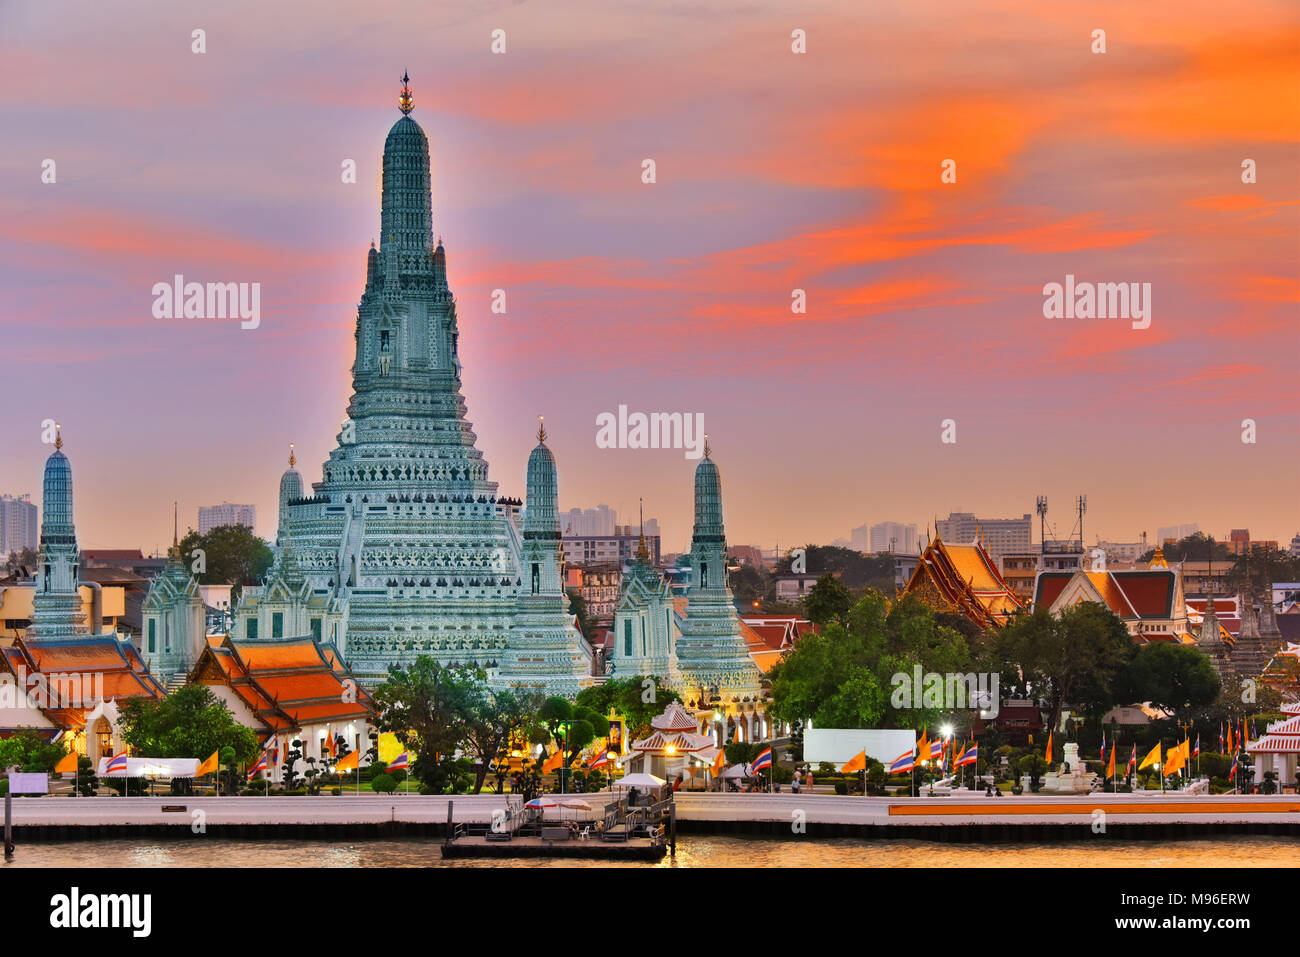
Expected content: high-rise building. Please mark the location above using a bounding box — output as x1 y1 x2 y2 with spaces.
849 523 871 552
1157 523 1200 545
1229 529 1251 555
0 493 38 557
562 505 616 536
936 511 1032 559
198 503 257 535
869 521 918 555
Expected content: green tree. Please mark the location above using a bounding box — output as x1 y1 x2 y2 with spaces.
1115 643 1221 717
371 656 478 794
117 684 259 791
803 573 854 627
179 523 274 591
769 591 970 730
996 603 1134 736
574 676 682 737
459 681 544 794
0 728 69 772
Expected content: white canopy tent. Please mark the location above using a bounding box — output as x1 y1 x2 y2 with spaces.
95 757 201 778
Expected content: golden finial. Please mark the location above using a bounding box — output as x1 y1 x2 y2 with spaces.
537 415 547 444
637 498 648 561
398 70 413 115
289 443 296 468
703 433 711 459
54 423 62 451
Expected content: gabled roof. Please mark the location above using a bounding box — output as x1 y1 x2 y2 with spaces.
1036 569 1180 621
905 537 1023 628
189 634 374 735
0 634 165 730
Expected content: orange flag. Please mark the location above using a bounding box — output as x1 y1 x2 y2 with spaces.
840 750 867 774
55 751 78 774
711 748 726 776
196 750 219 777
916 729 929 763
542 749 563 774
335 750 359 772
1227 723 1234 753
1045 732 1053 765
1106 743 1116 779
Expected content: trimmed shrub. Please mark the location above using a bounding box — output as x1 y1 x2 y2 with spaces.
370 773 398 794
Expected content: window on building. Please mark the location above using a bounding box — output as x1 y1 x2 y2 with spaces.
164 618 171 653
701 562 708 589
147 619 156 654
272 612 284 638
247 618 258 640
623 619 632 657
310 618 322 641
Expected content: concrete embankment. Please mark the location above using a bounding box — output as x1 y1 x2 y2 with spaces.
8 792 1300 842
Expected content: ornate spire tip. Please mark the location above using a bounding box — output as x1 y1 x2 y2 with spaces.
398 70 413 115
537 415 546 444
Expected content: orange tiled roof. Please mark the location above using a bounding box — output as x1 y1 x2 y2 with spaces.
190 635 374 735
904 537 1023 628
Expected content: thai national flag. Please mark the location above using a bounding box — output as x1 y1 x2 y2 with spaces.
751 747 772 772
388 751 410 772
246 751 269 781
959 743 979 767
1192 736 1200 759
1228 752 1239 784
105 751 129 776
888 750 915 774
586 748 608 769
929 738 944 761
1126 744 1137 774
1219 725 1226 753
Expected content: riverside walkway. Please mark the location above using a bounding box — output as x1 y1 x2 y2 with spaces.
7 791 1300 839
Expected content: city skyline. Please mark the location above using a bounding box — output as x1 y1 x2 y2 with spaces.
2 0 1296 553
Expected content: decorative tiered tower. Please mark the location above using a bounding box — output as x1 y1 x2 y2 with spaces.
232 78 590 690
29 427 87 638
277 444 302 546
498 419 593 694
672 440 761 703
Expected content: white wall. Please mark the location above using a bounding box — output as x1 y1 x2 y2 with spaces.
804 728 917 766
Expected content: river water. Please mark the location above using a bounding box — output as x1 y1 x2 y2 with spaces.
3 835 1297 867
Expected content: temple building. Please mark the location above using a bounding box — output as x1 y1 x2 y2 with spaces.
903 535 1024 628
1 430 164 760
1033 561 1193 643
188 634 374 784
609 502 677 681
219 76 591 693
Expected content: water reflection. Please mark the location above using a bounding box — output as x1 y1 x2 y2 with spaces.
4 835 1298 868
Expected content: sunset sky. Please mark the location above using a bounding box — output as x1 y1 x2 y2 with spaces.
1 0 1297 555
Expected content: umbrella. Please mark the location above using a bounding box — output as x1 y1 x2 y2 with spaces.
720 764 750 779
